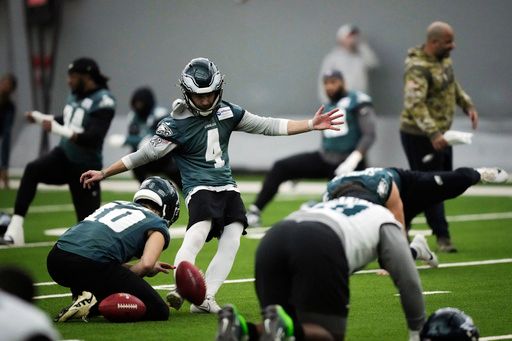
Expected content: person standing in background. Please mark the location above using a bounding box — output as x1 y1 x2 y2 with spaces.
318 24 379 102
0 73 17 189
400 21 478 252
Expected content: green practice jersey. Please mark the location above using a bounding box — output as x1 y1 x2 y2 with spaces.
59 88 116 168
155 101 245 198
322 90 372 154
57 201 169 263
325 167 401 205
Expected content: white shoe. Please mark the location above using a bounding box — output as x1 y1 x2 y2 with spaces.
54 291 97 322
2 215 25 246
246 205 261 228
410 235 439 268
166 289 184 311
190 295 221 314
476 168 509 183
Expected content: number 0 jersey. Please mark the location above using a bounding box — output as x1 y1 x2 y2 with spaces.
322 90 372 155
57 201 169 263
59 88 116 168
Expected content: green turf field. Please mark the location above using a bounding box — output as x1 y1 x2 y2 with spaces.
1 185 511 340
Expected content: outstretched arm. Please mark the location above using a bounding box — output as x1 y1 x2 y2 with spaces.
235 105 342 136
81 135 177 189
286 105 342 135
80 159 128 189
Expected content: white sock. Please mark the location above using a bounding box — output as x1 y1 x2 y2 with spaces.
173 220 211 278
205 222 244 297
5 215 25 245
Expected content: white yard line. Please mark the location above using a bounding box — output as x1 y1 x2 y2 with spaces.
1 207 511 249
32 257 512 298
481 336 512 341
6 179 512 196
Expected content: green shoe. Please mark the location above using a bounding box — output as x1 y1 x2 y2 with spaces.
261 305 295 341
216 304 249 341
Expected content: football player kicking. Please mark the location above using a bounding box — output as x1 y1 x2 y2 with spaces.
324 166 509 254
80 57 343 314
216 187 426 341
47 176 180 322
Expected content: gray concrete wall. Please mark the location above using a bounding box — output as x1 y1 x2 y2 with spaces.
4 0 512 172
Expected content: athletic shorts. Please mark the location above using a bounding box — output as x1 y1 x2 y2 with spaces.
187 190 248 241
255 220 349 339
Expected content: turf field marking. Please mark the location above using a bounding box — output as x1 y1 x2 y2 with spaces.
32 258 512 299
394 291 451 297
412 211 512 224
34 293 71 300
481 335 512 341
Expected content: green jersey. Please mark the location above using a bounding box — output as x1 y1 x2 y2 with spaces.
325 167 401 205
155 101 245 198
322 90 372 154
125 106 168 152
59 88 116 168
57 201 169 263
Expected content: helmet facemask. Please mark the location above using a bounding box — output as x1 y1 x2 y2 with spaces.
179 57 224 117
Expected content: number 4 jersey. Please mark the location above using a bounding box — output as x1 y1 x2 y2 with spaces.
154 101 245 200
56 201 170 264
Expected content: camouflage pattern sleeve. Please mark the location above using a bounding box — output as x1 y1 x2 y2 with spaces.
454 81 474 112
403 67 440 138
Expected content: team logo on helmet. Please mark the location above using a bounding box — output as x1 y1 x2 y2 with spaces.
179 57 224 117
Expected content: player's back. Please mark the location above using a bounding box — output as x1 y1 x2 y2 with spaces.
287 196 400 273
57 201 169 264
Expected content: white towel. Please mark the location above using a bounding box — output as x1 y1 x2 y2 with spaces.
443 130 473 145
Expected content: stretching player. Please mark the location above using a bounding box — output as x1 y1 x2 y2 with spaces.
80 57 343 313
246 70 376 227
324 167 508 255
216 188 426 341
1 58 115 245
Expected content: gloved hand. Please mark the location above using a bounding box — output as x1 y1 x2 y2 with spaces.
335 150 363 176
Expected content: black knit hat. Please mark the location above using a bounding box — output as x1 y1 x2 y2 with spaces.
68 57 109 85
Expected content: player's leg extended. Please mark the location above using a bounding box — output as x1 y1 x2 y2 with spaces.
3 148 68 245
205 221 244 297
249 152 333 226
253 152 332 211
174 220 211 267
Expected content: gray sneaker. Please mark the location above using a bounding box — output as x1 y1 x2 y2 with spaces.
476 168 509 183
54 291 97 322
216 304 249 341
261 305 295 341
437 237 457 253
166 289 184 311
246 205 261 228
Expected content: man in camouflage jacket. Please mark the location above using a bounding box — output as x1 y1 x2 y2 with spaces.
399 21 478 252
